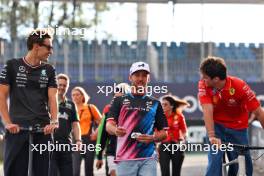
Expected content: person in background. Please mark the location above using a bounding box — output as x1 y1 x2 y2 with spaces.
71 86 102 176
96 83 130 176
50 73 82 176
0 119 5 141
159 95 189 176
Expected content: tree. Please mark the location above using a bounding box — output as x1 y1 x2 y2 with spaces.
0 1 111 40
0 0 37 41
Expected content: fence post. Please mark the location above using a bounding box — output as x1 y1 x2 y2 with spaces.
63 40 69 75
162 42 168 82
79 41 84 82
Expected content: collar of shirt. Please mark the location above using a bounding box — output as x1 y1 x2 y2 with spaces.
213 76 232 94
222 76 232 91
59 97 68 105
79 104 89 111
166 112 176 120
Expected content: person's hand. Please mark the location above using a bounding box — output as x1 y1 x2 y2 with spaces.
136 134 154 144
76 140 82 151
209 136 221 147
114 126 126 137
43 123 59 135
5 123 20 134
90 132 97 141
96 160 103 170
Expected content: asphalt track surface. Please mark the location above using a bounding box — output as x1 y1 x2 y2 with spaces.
0 152 263 176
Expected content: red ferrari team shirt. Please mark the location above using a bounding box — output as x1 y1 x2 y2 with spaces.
198 76 260 129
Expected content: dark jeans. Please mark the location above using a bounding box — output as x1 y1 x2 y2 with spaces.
50 150 73 176
159 142 185 176
205 123 252 176
72 135 96 176
4 131 52 176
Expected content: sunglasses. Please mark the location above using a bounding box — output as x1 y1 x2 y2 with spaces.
39 43 53 51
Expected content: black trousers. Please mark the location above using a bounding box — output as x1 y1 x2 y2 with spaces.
50 150 73 176
105 156 110 176
159 143 185 176
4 131 52 176
72 135 95 176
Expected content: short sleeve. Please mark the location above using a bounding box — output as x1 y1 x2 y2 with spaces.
0 60 13 85
154 101 168 130
107 96 121 123
198 80 212 104
48 65 57 88
96 115 108 160
178 112 187 133
240 82 260 112
90 104 102 121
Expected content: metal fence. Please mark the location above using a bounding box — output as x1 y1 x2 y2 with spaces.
1 39 264 83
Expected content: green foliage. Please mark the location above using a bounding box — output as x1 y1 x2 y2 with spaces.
0 0 111 40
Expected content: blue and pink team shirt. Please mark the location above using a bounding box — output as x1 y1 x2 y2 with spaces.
107 93 168 161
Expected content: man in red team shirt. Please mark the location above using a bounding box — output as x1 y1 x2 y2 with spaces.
198 56 264 176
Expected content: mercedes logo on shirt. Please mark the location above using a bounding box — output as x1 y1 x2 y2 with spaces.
19 66 26 73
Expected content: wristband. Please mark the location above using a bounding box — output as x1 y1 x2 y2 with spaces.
208 130 215 138
152 134 158 142
76 139 82 143
50 119 59 125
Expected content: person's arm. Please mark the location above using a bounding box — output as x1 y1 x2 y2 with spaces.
154 130 167 141
43 87 58 134
0 85 20 133
72 121 82 150
252 106 264 128
0 85 11 125
137 101 167 144
201 104 215 137
106 120 126 137
105 96 126 137
95 114 108 170
90 104 102 125
136 130 167 144
96 115 107 160
49 87 58 123
179 113 187 140
0 60 20 133
201 104 221 145
72 121 81 141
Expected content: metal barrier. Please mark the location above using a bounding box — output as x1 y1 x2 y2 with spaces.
250 121 264 173
1 39 264 83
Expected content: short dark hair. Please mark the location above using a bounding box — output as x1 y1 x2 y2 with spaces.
27 29 52 50
200 56 227 80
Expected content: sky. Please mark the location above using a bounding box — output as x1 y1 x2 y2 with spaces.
99 3 264 44
1 2 264 44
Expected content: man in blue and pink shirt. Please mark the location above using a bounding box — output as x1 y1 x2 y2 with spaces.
106 61 168 176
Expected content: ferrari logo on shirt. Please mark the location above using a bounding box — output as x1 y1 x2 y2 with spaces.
229 88 235 95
